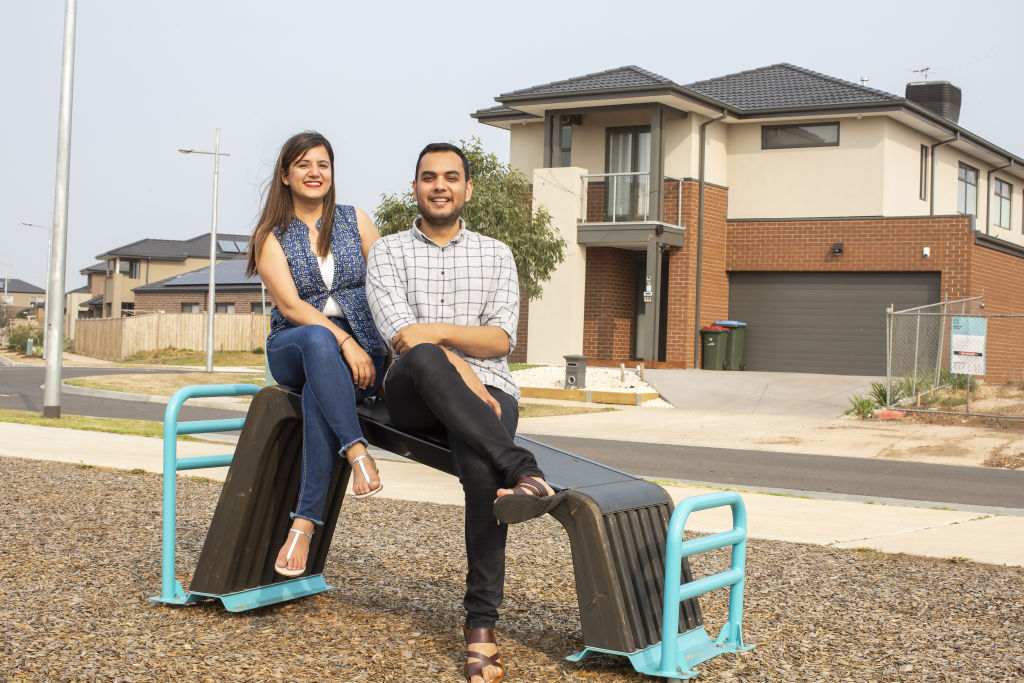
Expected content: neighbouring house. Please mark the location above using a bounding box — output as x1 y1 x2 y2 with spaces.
132 256 269 315
80 232 250 318
1 278 45 320
472 64 1024 379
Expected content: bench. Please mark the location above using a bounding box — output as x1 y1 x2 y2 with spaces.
153 384 751 679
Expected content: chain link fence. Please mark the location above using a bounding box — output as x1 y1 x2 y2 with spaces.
886 295 1024 419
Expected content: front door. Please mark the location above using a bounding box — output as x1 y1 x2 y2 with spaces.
606 126 651 222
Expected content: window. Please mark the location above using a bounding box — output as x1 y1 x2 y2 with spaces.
762 122 839 149
181 302 200 313
251 301 272 315
605 126 651 221
550 114 580 167
127 260 140 279
215 302 236 314
957 162 978 216
919 145 929 200
994 178 1012 229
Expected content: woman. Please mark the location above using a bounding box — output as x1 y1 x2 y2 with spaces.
245 131 387 577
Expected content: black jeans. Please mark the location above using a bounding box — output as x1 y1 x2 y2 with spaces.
383 343 543 629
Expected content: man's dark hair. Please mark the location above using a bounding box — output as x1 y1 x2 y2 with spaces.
415 142 471 180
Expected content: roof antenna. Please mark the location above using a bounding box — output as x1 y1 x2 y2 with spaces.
911 67 931 80
859 76 869 86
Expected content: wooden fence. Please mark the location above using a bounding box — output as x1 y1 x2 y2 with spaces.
74 312 271 361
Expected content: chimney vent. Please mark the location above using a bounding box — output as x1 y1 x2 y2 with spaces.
905 81 961 123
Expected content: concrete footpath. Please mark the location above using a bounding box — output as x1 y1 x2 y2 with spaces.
2 419 1022 568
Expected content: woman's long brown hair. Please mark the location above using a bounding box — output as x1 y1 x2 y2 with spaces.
246 131 336 276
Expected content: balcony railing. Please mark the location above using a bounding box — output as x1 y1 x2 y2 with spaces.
580 172 683 226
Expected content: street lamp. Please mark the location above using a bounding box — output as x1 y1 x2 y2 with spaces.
21 220 52 358
178 129 230 373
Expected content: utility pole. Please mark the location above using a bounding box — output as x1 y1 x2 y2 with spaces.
43 0 78 418
179 130 230 372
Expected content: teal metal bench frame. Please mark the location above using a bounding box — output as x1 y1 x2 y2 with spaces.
149 383 332 612
568 490 754 679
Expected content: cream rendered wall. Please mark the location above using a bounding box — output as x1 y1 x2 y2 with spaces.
509 122 544 175
727 117 885 219
881 118 932 216
703 118 728 186
663 113 697 179
527 167 586 364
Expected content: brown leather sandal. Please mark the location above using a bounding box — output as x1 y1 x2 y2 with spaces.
464 627 503 683
493 475 567 524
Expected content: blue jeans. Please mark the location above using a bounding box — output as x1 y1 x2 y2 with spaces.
267 320 386 525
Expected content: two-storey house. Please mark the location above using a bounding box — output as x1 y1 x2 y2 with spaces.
473 64 1024 378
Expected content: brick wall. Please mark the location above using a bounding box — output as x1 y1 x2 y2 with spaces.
134 290 268 315
726 215 973 299
583 247 641 359
969 241 1024 383
509 295 529 364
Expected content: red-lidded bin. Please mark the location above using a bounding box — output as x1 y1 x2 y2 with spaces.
700 326 729 370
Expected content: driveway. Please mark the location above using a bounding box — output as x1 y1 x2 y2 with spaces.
644 368 879 417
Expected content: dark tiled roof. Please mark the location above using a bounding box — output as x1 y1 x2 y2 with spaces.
4 278 45 294
471 105 540 119
133 257 260 292
96 233 250 261
68 285 90 294
500 65 673 99
81 295 103 307
684 63 900 111
81 261 129 274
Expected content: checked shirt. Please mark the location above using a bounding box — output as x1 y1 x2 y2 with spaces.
365 219 521 400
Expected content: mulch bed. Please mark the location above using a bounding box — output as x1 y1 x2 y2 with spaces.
2 456 1022 681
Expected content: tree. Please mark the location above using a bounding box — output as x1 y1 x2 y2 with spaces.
374 138 566 300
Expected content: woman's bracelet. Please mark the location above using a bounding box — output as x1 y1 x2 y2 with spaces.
340 335 355 350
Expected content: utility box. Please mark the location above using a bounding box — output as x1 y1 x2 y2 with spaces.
564 354 589 389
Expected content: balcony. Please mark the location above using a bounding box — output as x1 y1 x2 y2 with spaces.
577 172 686 248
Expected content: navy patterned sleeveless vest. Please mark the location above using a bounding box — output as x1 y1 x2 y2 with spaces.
267 204 386 356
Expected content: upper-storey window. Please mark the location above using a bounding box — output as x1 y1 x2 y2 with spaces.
993 178 1012 229
957 162 978 216
127 260 141 279
550 114 580 167
919 145 929 201
762 122 839 149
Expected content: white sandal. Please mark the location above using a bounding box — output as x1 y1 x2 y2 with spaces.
350 454 383 499
274 527 313 577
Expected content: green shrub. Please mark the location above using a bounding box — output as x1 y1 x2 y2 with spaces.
847 394 875 419
7 325 39 352
869 381 903 408
252 346 265 355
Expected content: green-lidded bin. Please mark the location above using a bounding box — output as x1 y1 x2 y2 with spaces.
715 320 748 371
700 326 728 370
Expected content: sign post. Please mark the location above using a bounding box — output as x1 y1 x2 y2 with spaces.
950 316 986 414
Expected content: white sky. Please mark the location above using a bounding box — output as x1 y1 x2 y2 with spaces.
2 0 1022 289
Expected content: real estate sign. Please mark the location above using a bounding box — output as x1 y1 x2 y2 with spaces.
950 316 986 376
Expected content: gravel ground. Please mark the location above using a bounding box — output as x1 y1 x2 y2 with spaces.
2 456 1023 681
513 366 673 408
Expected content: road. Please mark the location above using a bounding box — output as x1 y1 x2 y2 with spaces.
522 434 1024 511
0 366 247 423
2 365 1021 510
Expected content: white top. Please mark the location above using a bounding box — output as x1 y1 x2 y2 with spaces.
318 252 345 318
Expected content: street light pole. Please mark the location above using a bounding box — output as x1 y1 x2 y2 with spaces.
43 0 78 419
179 129 230 373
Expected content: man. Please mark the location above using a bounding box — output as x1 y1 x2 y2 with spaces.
365 142 564 683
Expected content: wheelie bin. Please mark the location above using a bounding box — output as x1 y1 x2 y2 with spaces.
700 326 728 370
714 320 748 370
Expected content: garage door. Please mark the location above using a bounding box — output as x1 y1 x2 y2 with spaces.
727 272 941 375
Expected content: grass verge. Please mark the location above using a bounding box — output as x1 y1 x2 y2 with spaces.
121 348 266 367
65 372 265 397
518 403 615 418
0 409 200 440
